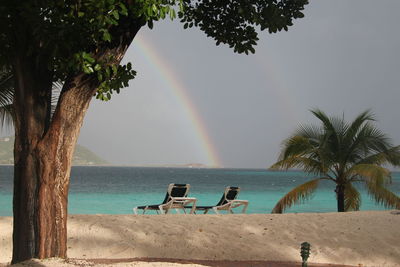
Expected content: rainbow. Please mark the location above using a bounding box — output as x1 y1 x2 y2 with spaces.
132 34 222 167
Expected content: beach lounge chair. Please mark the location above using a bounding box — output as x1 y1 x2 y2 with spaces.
192 186 249 214
133 183 197 214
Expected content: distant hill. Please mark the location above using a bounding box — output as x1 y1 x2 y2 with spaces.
0 137 108 165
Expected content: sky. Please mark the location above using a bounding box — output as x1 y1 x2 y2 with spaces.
77 0 400 168
5 1 400 168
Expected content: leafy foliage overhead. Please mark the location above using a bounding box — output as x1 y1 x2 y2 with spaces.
181 0 308 54
0 0 308 101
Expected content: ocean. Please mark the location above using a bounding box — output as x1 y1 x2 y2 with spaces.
0 166 399 216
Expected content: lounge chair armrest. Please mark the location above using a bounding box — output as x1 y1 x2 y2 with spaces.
159 197 197 214
213 199 249 214
230 200 249 213
170 197 196 204
230 199 249 205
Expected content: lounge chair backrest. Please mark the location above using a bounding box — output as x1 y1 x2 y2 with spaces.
161 183 190 204
216 186 240 206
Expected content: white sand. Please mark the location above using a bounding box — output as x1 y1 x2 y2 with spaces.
1 210 400 267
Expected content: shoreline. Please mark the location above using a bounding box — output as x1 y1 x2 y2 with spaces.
1 211 400 266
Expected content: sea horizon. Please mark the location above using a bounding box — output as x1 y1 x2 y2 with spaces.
1 165 399 216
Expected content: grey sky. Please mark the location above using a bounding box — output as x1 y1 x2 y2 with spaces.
18 1 400 168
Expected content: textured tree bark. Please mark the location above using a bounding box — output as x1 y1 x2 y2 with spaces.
335 184 345 212
12 72 97 263
12 55 52 263
11 19 141 263
35 77 97 258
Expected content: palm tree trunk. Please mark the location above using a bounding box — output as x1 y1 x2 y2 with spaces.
335 184 345 212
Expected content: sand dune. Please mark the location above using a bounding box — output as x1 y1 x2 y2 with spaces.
1 210 399 266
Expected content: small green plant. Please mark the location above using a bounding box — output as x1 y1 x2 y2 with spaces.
300 242 311 267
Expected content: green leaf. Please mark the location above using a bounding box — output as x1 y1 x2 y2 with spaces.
94 64 101 71
179 1 184 12
152 4 158 14
147 20 153 29
82 52 95 63
169 9 176 20
102 30 111 42
112 64 118 74
112 10 119 20
160 8 165 19
119 3 128 16
105 67 111 78
82 65 92 74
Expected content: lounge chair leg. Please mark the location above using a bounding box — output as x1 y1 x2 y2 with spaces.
212 207 220 214
242 205 248 213
159 205 165 214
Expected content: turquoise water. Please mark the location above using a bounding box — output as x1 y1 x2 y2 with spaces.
0 166 399 215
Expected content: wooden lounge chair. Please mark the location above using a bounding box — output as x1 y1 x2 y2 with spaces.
133 183 196 214
192 186 249 214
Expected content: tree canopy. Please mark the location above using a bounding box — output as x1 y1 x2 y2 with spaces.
1 0 308 101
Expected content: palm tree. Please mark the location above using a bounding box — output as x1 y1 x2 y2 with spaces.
0 66 14 128
0 67 60 129
271 109 400 213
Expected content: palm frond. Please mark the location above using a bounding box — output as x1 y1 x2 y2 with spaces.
310 108 340 146
0 67 13 107
0 67 14 128
365 180 400 209
310 109 334 131
310 108 349 165
0 70 61 129
281 135 316 160
0 104 14 128
344 183 361 211
343 110 374 146
271 156 327 175
354 122 392 156
358 146 400 166
295 124 323 142
51 81 62 116
348 164 391 185
271 178 322 213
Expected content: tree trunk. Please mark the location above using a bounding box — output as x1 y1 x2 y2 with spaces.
335 184 345 212
35 78 97 258
11 17 141 263
12 70 98 263
12 56 52 263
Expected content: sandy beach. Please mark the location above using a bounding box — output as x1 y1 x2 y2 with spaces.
1 210 399 267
